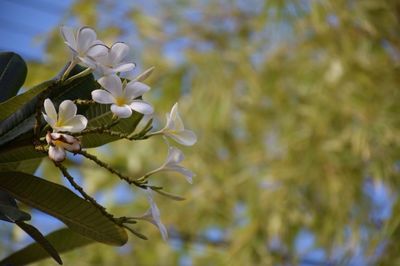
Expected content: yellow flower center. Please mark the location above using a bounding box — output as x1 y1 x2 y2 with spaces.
55 121 63 127
53 140 66 148
115 97 127 106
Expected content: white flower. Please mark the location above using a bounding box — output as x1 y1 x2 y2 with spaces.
135 189 168 241
159 146 194 184
95 42 135 76
60 26 107 69
43 99 88 133
160 103 197 146
92 74 153 118
46 132 81 162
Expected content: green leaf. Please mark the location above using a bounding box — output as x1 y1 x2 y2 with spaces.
0 228 94 266
0 171 128 246
0 66 96 147
0 79 54 122
0 52 28 103
0 139 44 164
81 103 143 148
0 203 31 223
15 221 62 265
0 190 31 223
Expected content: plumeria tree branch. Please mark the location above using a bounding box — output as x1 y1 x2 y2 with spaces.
76 150 147 188
53 161 116 221
25 25 198 247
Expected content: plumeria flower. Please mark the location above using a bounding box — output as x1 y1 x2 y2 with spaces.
95 42 135 76
46 132 81 162
92 74 153 118
133 189 168 241
139 144 194 183
60 26 107 69
153 103 197 146
158 146 194 184
43 99 88 133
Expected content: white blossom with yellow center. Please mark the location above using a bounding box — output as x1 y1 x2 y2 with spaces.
92 74 153 118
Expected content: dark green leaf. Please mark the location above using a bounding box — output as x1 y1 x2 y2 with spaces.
15 221 62 265
0 65 96 147
0 79 54 123
0 204 31 223
0 190 31 223
0 139 44 164
0 228 94 266
0 52 28 103
0 171 128 246
82 103 143 148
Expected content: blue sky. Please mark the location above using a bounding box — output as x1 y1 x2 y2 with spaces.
0 0 73 61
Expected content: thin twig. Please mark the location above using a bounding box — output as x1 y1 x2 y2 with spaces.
76 150 147 188
71 119 120 137
53 161 116 221
73 99 96 105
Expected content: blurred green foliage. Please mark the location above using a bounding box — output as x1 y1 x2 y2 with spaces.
10 0 400 265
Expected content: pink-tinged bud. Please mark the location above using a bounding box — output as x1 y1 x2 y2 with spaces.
46 132 81 162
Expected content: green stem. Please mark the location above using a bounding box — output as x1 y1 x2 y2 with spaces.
63 67 93 85
61 60 77 82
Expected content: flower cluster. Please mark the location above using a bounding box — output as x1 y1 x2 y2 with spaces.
43 99 87 162
39 26 198 240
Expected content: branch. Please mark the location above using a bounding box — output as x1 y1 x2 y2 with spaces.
76 150 147 189
53 161 115 221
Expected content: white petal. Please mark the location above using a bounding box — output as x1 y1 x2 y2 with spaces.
60 26 77 50
50 132 62 139
44 99 58 123
58 100 77 123
76 27 97 54
61 134 74 142
169 103 184 130
96 65 113 76
166 130 197 146
61 115 88 133
164 165 194 184
165 146 184 165
86 44 108 58
63 139 81 152
98 75 123 97
125 81 150 100
48 146 66 162
92 90 116 104
43 113 56 129
111 104 132 118
129 100 153 115
109 42 130 64
78 56 97 69
165 113 173 130
111 63 135 73
145 189 168 240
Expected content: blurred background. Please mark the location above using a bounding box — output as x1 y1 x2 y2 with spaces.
1 0 400 265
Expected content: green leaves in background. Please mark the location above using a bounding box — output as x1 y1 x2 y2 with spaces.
0 228 94 266
0 171 128 246
0 52 27 103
